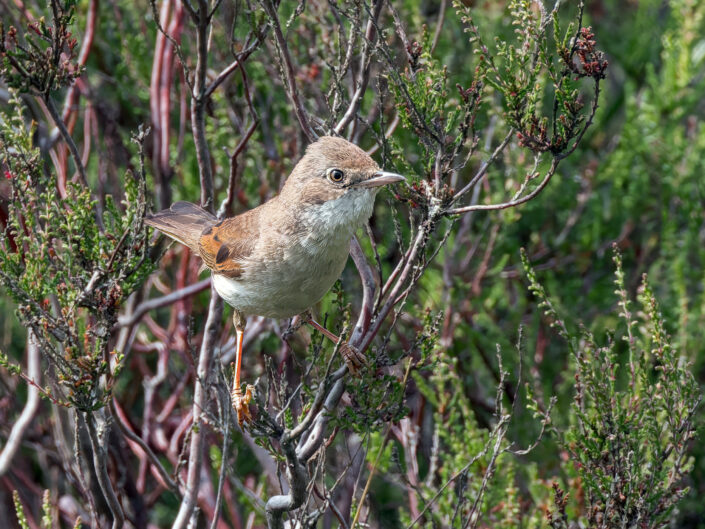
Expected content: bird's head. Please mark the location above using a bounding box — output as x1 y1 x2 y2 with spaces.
280 136 405 208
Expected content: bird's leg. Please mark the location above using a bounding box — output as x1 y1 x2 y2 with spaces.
304 313 367 376
231 310 254 426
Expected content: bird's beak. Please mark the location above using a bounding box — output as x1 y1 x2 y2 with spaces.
354 171 406 188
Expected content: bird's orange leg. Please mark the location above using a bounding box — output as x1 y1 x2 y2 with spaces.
231 311 254 425
305 317 367 376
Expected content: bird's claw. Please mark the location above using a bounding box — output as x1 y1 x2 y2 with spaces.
232 384 255 426
339 342 366 376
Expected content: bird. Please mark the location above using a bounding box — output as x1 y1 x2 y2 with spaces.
145 136 405 424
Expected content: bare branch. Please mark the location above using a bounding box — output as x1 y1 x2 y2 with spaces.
209 393 231 529
295 366 347 462
172 288 223 529
350 236 377 341
265 440 308 529
451 129 514 203
0 332 41 475
84 413 125 529
430 0 447 54
44 95 89 188
218 60 260 218
446 158 559 215
109 398 180 494
287 340 345 441
204 38 261 99
360 224 429 352
189 0 216 210
261 0 317 142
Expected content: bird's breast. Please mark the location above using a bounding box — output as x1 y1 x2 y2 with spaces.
213 190 376 319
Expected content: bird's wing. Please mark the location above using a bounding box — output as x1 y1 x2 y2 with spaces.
145 201 216 253
198 210 259 279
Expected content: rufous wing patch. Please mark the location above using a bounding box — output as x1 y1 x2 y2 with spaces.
197 213 258 279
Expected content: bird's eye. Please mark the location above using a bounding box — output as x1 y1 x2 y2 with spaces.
327 168 345 183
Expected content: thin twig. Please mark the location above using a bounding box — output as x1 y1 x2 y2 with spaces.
209 393 231 529
116 278 211 328
430 0 447 54
218 60 260 218
404 419 506 529
44 95 89 188
350 236 377 341
51 0 97 148
109 398 180 494
333 0 384 135
189 0 216 210
451 129 514 203
287 338 346 441
360 224 429 352
446 158 559 215
203 38 260 99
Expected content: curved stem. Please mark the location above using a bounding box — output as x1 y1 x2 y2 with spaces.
44 94 89 188
446 158 559 215
84 412 125 529
0 332 41 475
265 441 308 529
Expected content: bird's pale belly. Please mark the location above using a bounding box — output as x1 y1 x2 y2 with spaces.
213 188 376 319
212 239 350 319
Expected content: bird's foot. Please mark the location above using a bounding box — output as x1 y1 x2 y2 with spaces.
231 383 255 426
298 312 367 375
339 342 367 377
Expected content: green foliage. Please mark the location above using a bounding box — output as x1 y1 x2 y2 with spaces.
524 248 701 528
12 490 29 529
455 0 605 156
0 0 81 95
433 1 705 523
0 92 153 410
409 349 499 527
12 490 70 529
395 330 552 529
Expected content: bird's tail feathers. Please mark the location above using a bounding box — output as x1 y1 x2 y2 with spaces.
145 201 216 252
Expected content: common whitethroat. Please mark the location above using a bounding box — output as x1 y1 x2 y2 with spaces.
146 136 405 424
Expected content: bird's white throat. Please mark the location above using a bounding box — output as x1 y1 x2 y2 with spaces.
300 188 377 238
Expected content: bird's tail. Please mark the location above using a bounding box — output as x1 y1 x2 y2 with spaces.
145 201 216 253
